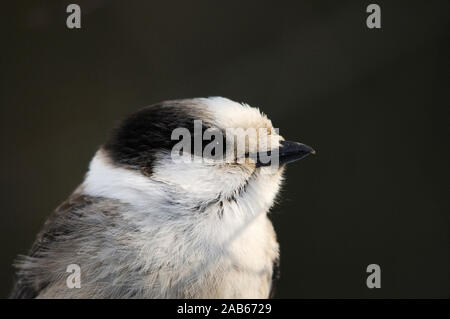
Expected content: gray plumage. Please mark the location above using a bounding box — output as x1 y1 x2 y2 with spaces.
11 190 277 298
11 97 313 298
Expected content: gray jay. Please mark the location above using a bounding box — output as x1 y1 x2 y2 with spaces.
11 97 314 298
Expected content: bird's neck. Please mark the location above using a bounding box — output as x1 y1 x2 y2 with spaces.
82 150 283 223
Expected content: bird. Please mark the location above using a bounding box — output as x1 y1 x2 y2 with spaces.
10 97 315 299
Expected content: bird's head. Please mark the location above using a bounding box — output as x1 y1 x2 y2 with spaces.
84 97 314 213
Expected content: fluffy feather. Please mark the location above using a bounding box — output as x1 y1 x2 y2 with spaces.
11 97 283 298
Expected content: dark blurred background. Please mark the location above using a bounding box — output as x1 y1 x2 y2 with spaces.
1 0 449 298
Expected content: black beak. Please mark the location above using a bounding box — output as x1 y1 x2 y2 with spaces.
254 140 315 167
278 140 315 165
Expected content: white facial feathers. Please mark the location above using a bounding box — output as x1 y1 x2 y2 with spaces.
83 97 285 218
